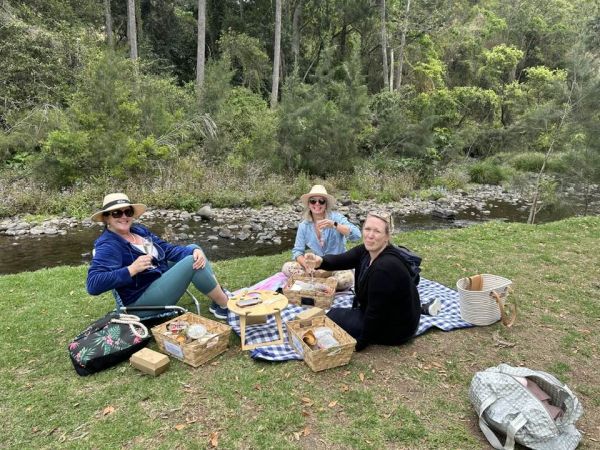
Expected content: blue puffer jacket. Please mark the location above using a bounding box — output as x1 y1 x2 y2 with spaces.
86 224 194 305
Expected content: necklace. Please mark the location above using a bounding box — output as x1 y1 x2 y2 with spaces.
128 232 138 244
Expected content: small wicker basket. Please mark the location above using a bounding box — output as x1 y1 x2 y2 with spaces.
456 274 514 326
151 312 231 367
287 315 356 372
283 275 337 309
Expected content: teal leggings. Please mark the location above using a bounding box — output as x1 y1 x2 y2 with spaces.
133 246 218 307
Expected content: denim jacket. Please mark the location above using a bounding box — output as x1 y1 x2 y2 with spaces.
86 224 194 305
291 211 361 260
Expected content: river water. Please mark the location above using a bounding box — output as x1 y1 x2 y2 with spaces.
0 197 595 275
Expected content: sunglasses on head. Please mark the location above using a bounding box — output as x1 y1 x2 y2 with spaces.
309 198 326 205
103 207 134 219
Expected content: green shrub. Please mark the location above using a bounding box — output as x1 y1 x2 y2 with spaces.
32 52 197 187
347 159 418 202
509 151 569 174
432 166 470 191
207 87 279 168
278 50 370 176
509 152 546 171
468 160 506 184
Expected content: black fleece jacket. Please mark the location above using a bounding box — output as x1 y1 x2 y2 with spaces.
320 244 421 350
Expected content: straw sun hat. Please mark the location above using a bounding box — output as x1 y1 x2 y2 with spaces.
300 185 336 208
91 193 146 222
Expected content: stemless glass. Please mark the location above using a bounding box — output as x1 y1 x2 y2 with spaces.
304 252 316 284
142 237 156 269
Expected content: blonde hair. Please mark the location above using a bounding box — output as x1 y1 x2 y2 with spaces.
301 197 333 222
366 211 394 235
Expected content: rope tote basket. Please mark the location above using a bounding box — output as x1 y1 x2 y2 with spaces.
456 274 516 327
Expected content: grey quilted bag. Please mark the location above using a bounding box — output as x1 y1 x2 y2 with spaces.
469 364 583 450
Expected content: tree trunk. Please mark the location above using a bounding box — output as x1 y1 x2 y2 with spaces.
389 48 394 91
395 0 411 90
380 0 389 90
127 0 138 61
292 0 304 70
528 77 576 224
196 0 206 98
271 0 282 109
103 0 113 48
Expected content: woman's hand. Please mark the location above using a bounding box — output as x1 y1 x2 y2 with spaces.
304 253 323 271
128 254 154 276
316 219 335 231
192 248 206 270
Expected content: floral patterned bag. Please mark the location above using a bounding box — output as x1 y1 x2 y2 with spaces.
68 312 150 376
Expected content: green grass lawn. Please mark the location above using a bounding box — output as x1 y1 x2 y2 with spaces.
1 217 599 449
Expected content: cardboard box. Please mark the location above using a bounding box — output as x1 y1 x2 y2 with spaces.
296 307 325 320
130 348 170 376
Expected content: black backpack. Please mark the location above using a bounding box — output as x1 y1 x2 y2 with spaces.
392 245 422 286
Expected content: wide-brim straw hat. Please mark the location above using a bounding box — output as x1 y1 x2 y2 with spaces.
91 193 146 222
300 185 336 208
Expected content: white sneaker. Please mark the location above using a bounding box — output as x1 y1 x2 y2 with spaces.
427 297 442 316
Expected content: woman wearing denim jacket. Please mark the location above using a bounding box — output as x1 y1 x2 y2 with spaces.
86 193 229 319
282 185 361 290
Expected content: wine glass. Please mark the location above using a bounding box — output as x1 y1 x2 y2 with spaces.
305 252 316 284
142 237 156 269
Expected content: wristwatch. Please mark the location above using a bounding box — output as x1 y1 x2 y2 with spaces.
333 221 338 228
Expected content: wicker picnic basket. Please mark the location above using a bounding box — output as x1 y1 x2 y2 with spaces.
283 275 337 309
151 312 231 367
287 315 356 372
456 274 515 326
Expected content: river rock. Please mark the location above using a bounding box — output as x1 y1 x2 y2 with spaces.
431 207 456 221
237 231 251 241
218 228 233 239
197 205 213 220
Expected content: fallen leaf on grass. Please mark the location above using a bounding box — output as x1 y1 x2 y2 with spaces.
358 373 365 382
301 397 313 406
209 431 219 447
303 426 311 436
328 401 337 408
174 424 186 431
102 406 115 416
340 384 349 392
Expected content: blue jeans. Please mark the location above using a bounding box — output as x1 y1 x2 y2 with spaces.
132 245 218 307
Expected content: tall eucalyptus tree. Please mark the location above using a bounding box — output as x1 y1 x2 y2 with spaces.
103 0 113 48
127 0 138 61
271 0 282 108
196 0 206 96
380 0 389 90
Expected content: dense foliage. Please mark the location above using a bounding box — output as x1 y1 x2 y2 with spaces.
1 0 599 212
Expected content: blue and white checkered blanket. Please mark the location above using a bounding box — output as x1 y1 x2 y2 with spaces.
226 273 473 361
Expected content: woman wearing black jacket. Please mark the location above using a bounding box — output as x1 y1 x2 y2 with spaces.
306 212 421 351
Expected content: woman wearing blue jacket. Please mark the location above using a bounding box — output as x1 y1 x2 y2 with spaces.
86 193 229 319
282 185 361 290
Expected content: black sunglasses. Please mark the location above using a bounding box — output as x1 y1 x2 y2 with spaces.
309 198 326 205
104 207 135 219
